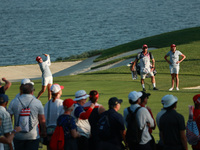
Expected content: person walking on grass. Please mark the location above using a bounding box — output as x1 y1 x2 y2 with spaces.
36 54 53 100
164 44 186 91
131 44 158 91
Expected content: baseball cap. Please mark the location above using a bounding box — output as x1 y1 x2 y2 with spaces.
0 94 9 104
36 56 42 62
128 91 143 102
162 95 178 108
193 94 200 104
63 98 75 108
74 90 89 101
142 44 148 49
21 78 34 85
171 44 176 48
50 84 64 94
108 97 123 107
140 91 151 100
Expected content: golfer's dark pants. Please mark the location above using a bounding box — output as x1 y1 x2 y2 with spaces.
14 138 40 150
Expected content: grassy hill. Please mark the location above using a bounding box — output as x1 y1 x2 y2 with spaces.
6 27 200 150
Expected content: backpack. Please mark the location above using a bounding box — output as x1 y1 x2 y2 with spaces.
17 98 34 133
97 111 111 140
49 125 65 150
126 107 144 144
186 105 200 145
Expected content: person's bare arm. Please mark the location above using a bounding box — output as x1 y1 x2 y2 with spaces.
180 130 188 150
2 78 11 91
120 130 128 148
164 55 171 64
38 114 46 137
71 129 80 138
177 54 186 64
131 58 138 71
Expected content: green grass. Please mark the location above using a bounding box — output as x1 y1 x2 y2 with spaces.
6 27 200 150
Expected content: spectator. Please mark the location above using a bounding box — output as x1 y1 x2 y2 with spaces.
44 84 64 149
0 78 11 94
97 97 126 150
156 95 168 150
191 94 200 150
164 44 186 91
124 91 154 150
57 98 80 150
131 44 158 91
0 117 21 150
36 54 53 100
140 91 156 150
71 90 95 150
159 95 188 150
8 83 46 150
8 79 34 116
0 94 21 150
86 90 105 150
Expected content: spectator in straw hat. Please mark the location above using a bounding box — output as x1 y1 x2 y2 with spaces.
71 90 95 150
159 95 188 150
191 94 200 150
44 84 65 149
36 54 53 100
164 44 186 91
56 99 80 150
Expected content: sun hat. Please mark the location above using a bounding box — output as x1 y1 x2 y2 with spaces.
50 84 64 94
193 94 200 104
74 90 89 101
162 95 178 108
142 44 148 49
171 44 176 48
36 56 42 62
63 98 75 108
108 97 123 107
21 78 34 85
0 94 9 104
128 91 143 102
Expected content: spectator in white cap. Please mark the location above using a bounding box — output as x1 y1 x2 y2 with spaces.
156 95 168 150
36 54 53 100
44 84 65 149
71 90 95 150
159 95 188 150
8 78 35 116
124 91 154 150
0 77 11 94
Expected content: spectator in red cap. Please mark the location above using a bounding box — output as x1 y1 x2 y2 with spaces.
36 54 53 100
164 44 186 91
131 44 158 91
56 99 80 150
191 94 200 150
44 84 65 149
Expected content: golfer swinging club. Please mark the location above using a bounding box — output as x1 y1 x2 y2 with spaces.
36 54 53 100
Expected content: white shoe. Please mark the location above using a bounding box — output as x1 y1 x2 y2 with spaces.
176 87 179 91
169 87 174 91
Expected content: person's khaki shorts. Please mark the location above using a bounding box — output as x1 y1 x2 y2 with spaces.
140 71 154 79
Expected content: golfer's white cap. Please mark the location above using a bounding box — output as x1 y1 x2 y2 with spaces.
21 78 34 85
